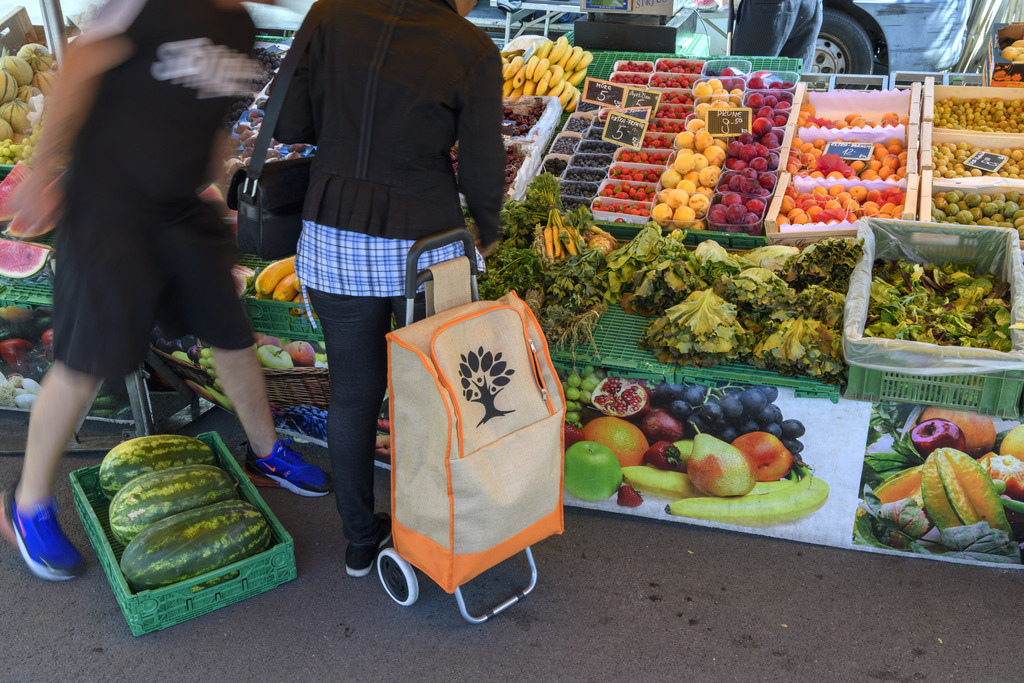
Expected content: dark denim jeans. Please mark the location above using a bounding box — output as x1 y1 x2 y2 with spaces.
306 289 424 547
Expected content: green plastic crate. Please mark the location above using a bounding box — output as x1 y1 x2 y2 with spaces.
585 51 803 81
844 219 1024 418
549 304 673 382
69 431 296 637
0 272 52 308
844 366 1024 417
597 220 767 250
242 296 323 343
551 305 839 399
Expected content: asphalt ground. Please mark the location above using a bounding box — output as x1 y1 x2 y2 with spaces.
0 401 1022 681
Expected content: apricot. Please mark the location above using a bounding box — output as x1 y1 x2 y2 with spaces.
828 184 844 196
802 103 816 116
826 170 845 180
860 170 879 180
673 205 697 223
811 185 829 195
849 185 868 201
677 179 698 193
651 203 674 224
779 195 795 213
691 154 709 172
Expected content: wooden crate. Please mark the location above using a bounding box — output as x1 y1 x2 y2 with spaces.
919 168 1024 224
0 7 41 50
764 171 918 246
919 121 1024 182
923 77 1024 125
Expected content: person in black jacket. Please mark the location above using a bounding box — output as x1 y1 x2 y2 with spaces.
275 0 505 577
731 0 822 69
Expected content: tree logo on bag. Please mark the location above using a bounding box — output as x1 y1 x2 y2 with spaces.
458 347 515 427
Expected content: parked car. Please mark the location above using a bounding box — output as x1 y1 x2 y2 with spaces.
815 0 972 74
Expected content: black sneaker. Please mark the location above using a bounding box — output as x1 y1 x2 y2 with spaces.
345 513 392 578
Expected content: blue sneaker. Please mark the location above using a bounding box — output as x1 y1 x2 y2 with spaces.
2 491 83 581
246 439 332 497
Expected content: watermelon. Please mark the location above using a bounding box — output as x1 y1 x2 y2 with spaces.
0 238 48 278
98 434 216 498
0 161 30 220
120 499 271 591
108 464 238 545
5 171 64 238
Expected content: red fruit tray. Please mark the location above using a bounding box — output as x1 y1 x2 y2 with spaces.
614 59 655 74
655 58 705 75
608 162 665 184
648 117 687 135
613 148 671 166
591 197 653 224
596 178 657 203
652 89 694 106
708 190 768 235
610 71 651 86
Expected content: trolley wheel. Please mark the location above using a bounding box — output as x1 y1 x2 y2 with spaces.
378 548 419 607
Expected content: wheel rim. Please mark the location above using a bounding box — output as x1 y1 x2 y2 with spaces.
379 554 410 602
815 34 848 73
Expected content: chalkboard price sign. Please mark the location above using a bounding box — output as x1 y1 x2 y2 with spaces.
582 77 626 108
601 111 648 150
964 150 1009 174
623 87 662 115
705 107 752 137
824 141 874 161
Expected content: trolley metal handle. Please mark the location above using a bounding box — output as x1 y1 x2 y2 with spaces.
404 228 480 326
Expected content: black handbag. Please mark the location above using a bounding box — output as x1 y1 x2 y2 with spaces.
227 6 318 260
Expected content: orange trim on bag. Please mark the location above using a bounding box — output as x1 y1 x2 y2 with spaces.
386 333 456 533
392 508 564 594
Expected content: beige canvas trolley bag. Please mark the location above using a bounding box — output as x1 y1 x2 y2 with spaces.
383 229 564 619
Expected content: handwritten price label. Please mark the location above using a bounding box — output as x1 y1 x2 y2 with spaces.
582 77 627 108
601 111 648 150
705 107 752 137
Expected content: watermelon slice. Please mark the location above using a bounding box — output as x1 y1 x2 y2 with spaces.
231 264 255 296
0 238 49 278
0 161 31 222
5 172 63 239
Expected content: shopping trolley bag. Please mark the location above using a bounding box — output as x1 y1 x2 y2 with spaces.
386 237 564 595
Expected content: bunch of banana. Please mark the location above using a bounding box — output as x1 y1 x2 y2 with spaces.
500 36 592 112
254 255 303 303
662 464 829 526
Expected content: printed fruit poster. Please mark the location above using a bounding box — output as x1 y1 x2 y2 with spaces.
559 368 871 548
559 367 1024 569
854 404 1024 566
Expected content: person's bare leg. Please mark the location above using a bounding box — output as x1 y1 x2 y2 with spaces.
16 361 100 508
210 345 277 457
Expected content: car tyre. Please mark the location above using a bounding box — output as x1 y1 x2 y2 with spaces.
814 8 874 74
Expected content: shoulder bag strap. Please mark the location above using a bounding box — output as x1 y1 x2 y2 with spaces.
244 1 322 194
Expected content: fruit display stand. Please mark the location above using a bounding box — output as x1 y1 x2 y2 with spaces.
69 431 296 636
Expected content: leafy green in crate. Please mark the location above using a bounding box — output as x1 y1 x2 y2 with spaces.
499 172 562 249
781 237 863 292
641 289 752 367
866 259 1015 352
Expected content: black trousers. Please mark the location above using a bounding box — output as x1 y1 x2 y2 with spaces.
306 288 424 547
731 0 823 70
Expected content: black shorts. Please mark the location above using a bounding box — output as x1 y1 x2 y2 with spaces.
52 198 254 381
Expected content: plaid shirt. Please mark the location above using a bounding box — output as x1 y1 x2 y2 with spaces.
296 220 485 297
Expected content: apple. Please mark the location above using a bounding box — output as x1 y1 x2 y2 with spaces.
910 418 967 457
563 440 623 501
731 431 793 481
283 340 316 367
999 424 1024 462
171 350 191 363
253 333 282 348
256 344 294 369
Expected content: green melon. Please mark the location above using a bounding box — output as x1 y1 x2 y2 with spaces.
16 85 40 103
0 99 30 133
120 500 271 591
0 71 17 104
98 434 216 498
16 43 52 72
30 69 54 96
1 52 32 87
108 464 238 545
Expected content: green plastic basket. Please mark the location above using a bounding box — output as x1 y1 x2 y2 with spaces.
0 271 52 308
69 431 296 637
241 296 323 343
586 51 803 81
550 305 840 399
844 365 1024 417
597 220 767 250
